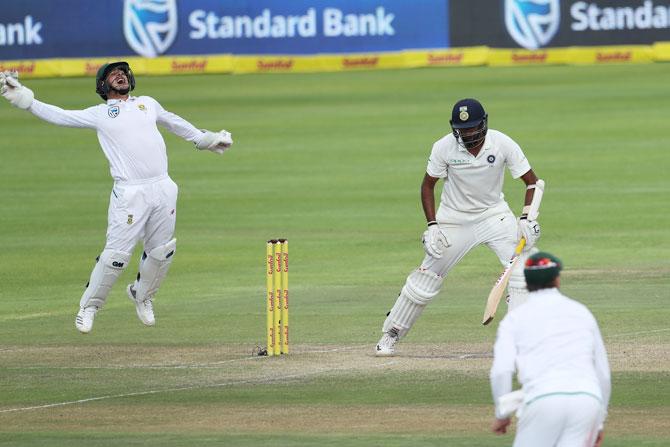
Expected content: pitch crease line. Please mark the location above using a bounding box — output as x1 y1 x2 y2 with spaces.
0 345 361 371
609 328 670 338
0 359 397 414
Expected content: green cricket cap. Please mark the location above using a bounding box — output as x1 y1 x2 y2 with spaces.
524 251 562 286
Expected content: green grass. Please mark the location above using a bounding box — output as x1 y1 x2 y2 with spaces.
1 64 669 446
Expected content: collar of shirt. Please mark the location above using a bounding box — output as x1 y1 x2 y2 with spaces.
455 133 492 155
107 96 136 105
528 288 560 299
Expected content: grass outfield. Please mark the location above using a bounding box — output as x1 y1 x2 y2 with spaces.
1 64 669 446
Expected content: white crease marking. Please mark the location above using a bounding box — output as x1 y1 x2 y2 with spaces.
0 358 397 414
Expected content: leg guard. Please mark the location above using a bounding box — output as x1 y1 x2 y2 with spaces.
79 249 131 309
382 268 444 339
507 247 539 311
133 238 176 302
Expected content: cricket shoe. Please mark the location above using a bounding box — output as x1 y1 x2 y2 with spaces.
375 329 399 357
127 284 155 326
75 306 98 334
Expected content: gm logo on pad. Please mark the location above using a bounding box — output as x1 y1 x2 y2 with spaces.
505 0 560 50
124 0 178 58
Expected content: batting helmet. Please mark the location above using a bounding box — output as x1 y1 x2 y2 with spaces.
95 61 135 100
449 98 488 150
524 252 562 288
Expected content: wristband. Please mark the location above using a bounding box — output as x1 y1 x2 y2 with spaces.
427 221 438 227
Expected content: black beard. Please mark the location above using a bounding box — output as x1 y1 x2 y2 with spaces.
111 85 130 95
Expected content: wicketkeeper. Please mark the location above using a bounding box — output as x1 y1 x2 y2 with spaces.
0 63 233 333
489 252 610 447
376 98 542 355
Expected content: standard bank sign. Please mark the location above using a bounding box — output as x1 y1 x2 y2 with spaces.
123 0 399 57
505 0 560 50
124 0 178 58
505 0 670 50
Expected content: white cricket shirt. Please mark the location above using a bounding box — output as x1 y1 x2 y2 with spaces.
490 288 611 421
426 129 530 222
28 96 203 182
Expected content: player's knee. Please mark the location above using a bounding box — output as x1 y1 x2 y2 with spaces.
80 249 131 309
145 238 176 262
403 268 444 305
135 238 176 301
100 249 132 270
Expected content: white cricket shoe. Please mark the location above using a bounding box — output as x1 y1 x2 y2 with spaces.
375 330 399 357
75 306 98 334
127 284 155 326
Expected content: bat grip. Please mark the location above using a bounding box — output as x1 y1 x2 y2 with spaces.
514 238 526 256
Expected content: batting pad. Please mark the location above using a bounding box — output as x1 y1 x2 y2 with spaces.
134 238 176 302
507 247 537 310
79 249 131 309
383 269 444 338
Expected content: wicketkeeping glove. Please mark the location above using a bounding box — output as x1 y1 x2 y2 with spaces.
0 71 34 110
422 222 451 259
517 217 540 250
195 129 233 154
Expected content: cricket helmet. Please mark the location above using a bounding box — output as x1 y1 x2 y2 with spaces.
450 98 488 150
524 251 562 288
95 61 135 100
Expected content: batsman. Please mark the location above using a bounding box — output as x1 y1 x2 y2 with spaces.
0 63 234 334
376 98 543 356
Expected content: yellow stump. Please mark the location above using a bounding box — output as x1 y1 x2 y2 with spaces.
266 240 275 356
280 239 289 354
273 241 282 356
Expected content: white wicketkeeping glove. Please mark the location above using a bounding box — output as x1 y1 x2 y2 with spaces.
422 223 451 259
517 218 541 250
0 71 34 109
195 129 233 154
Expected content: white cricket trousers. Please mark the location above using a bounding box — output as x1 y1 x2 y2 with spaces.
421 209 519 277
105 175 178 254
514 393 603 447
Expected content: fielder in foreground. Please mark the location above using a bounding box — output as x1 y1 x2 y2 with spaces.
0 63 233 333
376 98 542 356
490 252 610 447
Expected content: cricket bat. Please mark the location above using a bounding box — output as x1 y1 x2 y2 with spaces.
481 238 526 325
482 179 545 325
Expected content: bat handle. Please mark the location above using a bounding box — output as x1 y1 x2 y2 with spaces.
514 238 526 256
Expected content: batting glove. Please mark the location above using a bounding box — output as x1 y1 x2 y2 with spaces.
517 217 540 250
0 71 34 110
422 221 451 259
195 129 233 154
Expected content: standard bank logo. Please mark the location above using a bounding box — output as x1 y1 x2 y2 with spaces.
505 0 560 50
124 0 177 58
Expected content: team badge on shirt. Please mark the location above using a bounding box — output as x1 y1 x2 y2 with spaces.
108 106 120 118
487 155 496 164
138 104 146 112
127 214 133 225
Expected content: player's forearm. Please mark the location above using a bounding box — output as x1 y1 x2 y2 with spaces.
594 330 611 411
420 174 439 222
519 170 539 209
28 100 93 128
157 110 202 143
490 371 514 418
